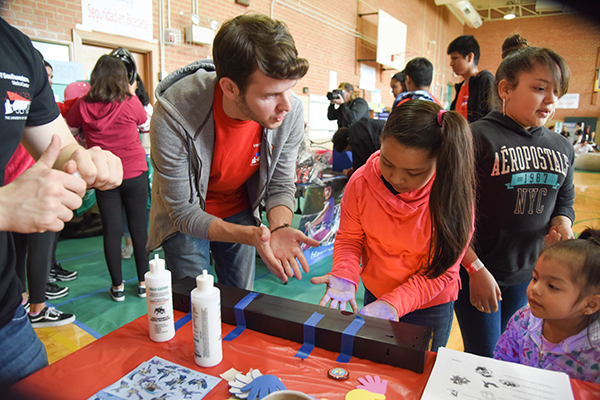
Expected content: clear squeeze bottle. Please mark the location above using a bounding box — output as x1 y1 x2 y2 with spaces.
145 254 175 342
191 270 223 367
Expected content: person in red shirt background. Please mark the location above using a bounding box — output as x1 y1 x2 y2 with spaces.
447 35 495 123
67 55 149 302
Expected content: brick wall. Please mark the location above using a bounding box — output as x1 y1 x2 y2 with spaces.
156 0 464 106
3 0 78 42
466 14 600 121
1 0 465 110
4 0 597 118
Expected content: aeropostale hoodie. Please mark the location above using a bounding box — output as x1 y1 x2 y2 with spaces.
471 112 575 286
330 151 466 317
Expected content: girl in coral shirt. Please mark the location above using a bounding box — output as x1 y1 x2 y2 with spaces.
312 100 475 351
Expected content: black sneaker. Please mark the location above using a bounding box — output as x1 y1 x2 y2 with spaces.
45 282 69 300
29 306 75 328
110 285 125 302
50 263 78 281
137 285 146 298
22 300 30 312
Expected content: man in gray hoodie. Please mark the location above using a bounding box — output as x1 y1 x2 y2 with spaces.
147 14 319 289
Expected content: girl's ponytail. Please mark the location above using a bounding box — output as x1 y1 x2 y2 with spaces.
382 101 475 278
426 109 475 278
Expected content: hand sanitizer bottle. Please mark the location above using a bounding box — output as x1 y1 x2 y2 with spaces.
145 254 175 342
191 270 222 367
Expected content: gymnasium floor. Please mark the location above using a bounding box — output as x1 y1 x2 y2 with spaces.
37 170 600 364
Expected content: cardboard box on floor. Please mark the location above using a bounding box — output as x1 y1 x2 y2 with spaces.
173 277 431 373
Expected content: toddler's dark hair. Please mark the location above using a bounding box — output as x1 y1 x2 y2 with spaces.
542 228 600 300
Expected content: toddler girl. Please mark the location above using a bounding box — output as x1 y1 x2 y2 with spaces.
494 228 600 383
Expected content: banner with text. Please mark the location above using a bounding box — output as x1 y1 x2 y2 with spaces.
82 0 153 42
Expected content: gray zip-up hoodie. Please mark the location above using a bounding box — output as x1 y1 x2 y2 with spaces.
146 60 304 252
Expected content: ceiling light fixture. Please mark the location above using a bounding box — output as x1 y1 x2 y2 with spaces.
504 3 516 19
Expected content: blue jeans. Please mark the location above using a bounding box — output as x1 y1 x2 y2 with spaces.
364 289 454 352
454 267 529 357
162 208 257 290
0 305 48 387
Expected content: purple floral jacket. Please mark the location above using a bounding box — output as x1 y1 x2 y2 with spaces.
494 305 600 383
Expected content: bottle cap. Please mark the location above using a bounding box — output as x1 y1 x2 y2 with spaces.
196 270 214 291
149 254 165 273
327 367 349 380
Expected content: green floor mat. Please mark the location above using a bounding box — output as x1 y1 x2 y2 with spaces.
52 235 161 337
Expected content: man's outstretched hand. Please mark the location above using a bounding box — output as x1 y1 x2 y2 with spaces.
254 226 319 283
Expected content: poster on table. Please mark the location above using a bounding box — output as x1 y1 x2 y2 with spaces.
88 356 220 400
299 176 347 265
421 347 574 400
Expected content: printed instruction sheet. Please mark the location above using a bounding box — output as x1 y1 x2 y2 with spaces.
421 347 574 400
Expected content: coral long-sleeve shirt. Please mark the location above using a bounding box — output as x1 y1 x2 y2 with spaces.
330 151 465 317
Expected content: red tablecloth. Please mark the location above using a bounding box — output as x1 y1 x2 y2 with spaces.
11 311 600 399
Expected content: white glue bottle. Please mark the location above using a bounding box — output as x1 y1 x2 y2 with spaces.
191 270 223 367
145 254 175 342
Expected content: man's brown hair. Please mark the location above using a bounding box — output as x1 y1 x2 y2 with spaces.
213 14 309 92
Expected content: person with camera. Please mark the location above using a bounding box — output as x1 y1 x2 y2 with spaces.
327 82 369 129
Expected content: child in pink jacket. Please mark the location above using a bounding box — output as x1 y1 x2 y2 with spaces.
312 100 475 351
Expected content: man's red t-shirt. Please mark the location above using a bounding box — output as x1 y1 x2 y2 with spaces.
204 84 262 219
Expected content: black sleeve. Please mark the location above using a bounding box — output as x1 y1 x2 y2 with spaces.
551 148 576 222
327 103 340 121
471 72 495 123
450 82 460 111
341 98 369 128
27 54 60 127
13 24 60 127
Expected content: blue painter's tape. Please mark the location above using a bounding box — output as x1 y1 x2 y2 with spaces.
294 312 325 359
223 292 259 341
336 316 365 363
174 297 193 331
175 311 192 331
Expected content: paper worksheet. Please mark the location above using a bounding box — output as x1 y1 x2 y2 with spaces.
421 347 574 400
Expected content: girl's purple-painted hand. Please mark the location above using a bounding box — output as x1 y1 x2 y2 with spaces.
359 300 398 321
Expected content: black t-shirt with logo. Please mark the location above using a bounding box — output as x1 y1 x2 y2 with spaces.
0 17 60 328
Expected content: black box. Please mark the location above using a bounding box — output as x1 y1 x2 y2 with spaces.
173 277 431 373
